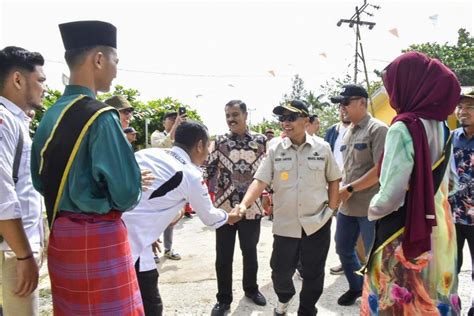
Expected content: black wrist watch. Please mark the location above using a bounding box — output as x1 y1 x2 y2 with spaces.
346 185 354 193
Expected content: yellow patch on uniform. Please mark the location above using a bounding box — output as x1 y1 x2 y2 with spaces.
280 171 289 181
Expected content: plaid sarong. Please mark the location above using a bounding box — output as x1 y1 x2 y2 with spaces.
48 211 144 315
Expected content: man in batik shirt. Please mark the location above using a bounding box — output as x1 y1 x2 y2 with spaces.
450 90 474 315
206 100 267 315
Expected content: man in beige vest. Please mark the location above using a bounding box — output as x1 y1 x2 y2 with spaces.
235 100 341 315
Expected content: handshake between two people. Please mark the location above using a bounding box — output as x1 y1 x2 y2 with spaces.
227 204 248 225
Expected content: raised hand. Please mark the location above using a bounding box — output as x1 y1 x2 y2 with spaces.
141 169 156 191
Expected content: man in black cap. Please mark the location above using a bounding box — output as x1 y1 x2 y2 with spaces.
330 84 387 306
31 21 143 314
234 100 341 315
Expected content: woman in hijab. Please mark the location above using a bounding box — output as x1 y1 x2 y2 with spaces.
361 51 461 315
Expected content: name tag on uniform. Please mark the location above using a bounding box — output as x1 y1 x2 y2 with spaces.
280 171 289 181
308 157 325 161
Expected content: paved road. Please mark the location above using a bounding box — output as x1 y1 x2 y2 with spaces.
38 215 472 315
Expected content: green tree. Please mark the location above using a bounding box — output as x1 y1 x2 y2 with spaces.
31 85 201 150
281 74 307 102
403 28 474 85
250 118 282 136
253 74 340 137
100 85 201 149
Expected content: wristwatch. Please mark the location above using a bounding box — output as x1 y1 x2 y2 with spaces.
346 185 354 193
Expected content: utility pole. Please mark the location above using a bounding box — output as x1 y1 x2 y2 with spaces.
337 0 380 114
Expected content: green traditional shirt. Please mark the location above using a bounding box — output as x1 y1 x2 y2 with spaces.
31 85 141 215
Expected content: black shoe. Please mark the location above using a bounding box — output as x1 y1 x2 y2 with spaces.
184 212 193 219
211 302 230 316
337 289 362 306
468 306 474 316
245 290 267 306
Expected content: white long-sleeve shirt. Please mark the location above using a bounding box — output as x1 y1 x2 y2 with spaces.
122 146 228 272
0 97 43 252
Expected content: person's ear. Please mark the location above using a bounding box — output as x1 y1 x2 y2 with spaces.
93 51 105 70
197 139 204 153
12 71 24 90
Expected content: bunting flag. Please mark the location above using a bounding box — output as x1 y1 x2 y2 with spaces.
388 28 399 38
319 52 327 58
429 14 439 26
268 70 275 77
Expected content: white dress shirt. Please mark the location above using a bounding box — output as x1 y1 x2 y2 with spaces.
0 97 43 252
122 146 228 272
334 124 348 171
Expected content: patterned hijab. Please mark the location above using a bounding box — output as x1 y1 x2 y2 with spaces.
383 51 460 259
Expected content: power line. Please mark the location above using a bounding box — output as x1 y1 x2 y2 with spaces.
45 59 284 79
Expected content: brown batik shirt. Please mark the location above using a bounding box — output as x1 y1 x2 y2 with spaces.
206 130 266 219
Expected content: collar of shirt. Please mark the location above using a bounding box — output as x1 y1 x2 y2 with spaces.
171 146 194 165
282 132 314 150
457 127 474 140
228 129 252 140
63 85 96 98
0 96 30 126
352 113 371 130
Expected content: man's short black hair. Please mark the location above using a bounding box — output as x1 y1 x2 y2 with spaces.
0 46 44 89
64 45 114 69
309 114 319 123
225 100 247 113
174 120 209 150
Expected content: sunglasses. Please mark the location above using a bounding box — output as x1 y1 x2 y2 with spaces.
278 113 304 122
341 97 362 106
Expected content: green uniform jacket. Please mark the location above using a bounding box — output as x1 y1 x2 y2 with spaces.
31 85 141 214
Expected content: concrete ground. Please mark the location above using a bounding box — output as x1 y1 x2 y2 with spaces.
37 215 472 315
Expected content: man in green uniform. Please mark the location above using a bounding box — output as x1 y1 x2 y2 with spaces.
31 20 143 315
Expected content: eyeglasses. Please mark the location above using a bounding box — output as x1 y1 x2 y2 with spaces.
278 113 304 122
341 97 362 106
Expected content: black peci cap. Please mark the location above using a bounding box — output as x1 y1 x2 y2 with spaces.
59 20 117 50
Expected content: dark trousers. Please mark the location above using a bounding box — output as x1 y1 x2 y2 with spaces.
270 219 331 316
215 218 261 304
135 259 163 316
456 223 474 277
